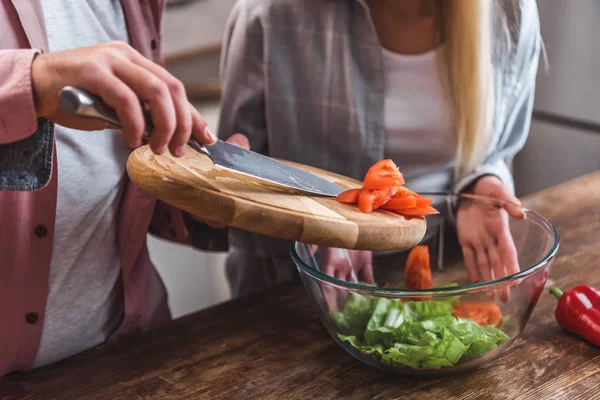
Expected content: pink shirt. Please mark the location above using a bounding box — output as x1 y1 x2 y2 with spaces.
0 0 213 376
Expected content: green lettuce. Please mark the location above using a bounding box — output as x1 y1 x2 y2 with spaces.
329 292 375 337
331 285 509 370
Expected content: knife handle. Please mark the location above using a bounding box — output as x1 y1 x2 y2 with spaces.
57 86 210 155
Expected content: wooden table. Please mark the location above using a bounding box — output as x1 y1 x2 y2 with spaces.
1 173 599 400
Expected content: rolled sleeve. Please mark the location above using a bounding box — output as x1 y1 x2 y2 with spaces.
0 50 55 191
0 49 39 143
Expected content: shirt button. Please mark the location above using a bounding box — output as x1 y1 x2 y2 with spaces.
34 224 48 237
25 313 38 324
151 39 157 50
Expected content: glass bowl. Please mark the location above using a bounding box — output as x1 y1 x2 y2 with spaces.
291 193 559 376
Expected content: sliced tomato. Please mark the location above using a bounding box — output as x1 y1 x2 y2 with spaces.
415 196 433 207
392 205 440 217
396 186 418 196
336 188 360 204
394 187 433 207
405 245 433 290
363 159 405 190
357 187 398 213
381 194 417 210
452 302 502 327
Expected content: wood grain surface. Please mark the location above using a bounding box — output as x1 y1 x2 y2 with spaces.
1 172 599 400
127 145 427 251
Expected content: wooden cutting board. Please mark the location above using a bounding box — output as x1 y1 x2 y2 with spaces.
126 146 426 251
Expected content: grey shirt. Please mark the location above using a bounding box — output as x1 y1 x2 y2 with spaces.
33 0 130 368
217 0 541 297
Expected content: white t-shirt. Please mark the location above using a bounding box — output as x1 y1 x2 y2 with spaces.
34 0 130 367
382 46 455 193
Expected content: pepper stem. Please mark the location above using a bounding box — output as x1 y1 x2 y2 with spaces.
549 287 564 299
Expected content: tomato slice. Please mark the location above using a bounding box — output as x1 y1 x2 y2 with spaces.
416 196 433 207
405 245 433 290
336 188 360 204
381 194 417 210
363 159 405 190
452 302 502 327
358 187 398 213
396 186 417 196
392 205 440 217
334 159 437 217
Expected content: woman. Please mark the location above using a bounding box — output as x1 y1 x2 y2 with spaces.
218 0 541 297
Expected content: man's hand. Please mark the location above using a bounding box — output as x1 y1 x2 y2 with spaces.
31 41 216 156
456 175 525 301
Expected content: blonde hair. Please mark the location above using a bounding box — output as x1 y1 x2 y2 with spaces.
441 0 498 179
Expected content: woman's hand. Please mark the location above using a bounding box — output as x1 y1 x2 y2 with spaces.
456 175 525 300
31 41 216 156
321 248 374 284
319 248 374 310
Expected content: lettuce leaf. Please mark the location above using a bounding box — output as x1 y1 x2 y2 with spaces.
331 284 509 369
329 292 375 337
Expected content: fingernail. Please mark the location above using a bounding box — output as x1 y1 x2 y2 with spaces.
157 145 168 155
176 144 187 157
204 126 217 142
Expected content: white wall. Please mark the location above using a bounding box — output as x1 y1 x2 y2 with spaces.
147 236 229 319
514 120 600 197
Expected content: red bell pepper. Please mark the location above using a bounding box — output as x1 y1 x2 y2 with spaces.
549 285 600 347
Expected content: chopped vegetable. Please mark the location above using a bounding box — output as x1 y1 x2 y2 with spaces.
381 194 417 210
415 195 433 207
362 159 405 190
332 293 509 370
390 206 440 217
550 285 600 347
405 245 433 290
358 187 398 213
336 159 438 218
336 188 360 204
452 302 503 328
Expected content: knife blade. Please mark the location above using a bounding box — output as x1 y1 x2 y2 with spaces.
58 86 346 197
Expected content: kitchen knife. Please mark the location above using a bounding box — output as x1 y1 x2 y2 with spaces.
58 86 346 197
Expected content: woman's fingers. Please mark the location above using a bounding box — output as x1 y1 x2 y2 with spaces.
505 198 526 220
320 248 373 285
487 244 505 279
358 262 375 284
487 245 510 301
475 246 497 298
462 245 479 283
475 246 492 283
499 228 520 276
334 267 347 281
495 183 526 220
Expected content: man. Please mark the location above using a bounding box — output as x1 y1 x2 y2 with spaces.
0 0 244 376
